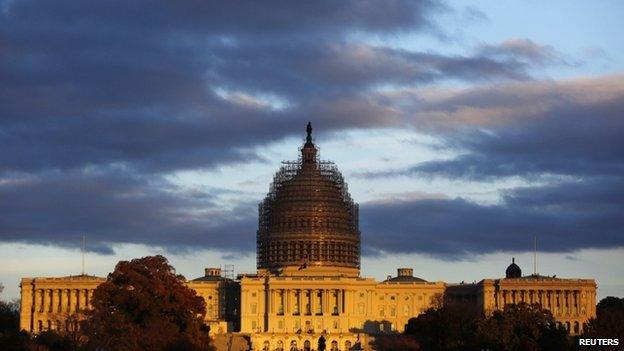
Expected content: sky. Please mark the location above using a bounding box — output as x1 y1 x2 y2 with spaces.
1 0 623 300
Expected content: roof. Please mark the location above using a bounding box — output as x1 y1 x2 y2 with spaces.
515 274 561 280
384 275 427 283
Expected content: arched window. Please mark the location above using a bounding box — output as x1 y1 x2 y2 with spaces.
331 340 339 351
276 340 284 351
574 321 579 334
290 340 298 351
345 340 352 350
304 340 311 351
262 340 270 351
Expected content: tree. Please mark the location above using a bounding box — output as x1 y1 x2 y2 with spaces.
0 283 32 351
405 301 480 351
583 296 624 341
81 255 213 351
474 303 570 351
373 335 421 351
33 330 73 351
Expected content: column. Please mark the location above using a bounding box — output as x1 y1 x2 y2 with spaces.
326 289 331 314
74 289 79 310
269 289 274 314
566 290 572 315
285 289 290 314
19 282 34 332
69 289 76 312
339 289 343 314
546 290 551 309
295 289 301 314
88 289 94 308
310 289 315 315
279 289 284 315
43 289 50 313
346 290 352 314
36 289 43 313
82 289 87 309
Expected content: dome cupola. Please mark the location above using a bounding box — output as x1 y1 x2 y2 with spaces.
505 257 522 278
256 123 360 276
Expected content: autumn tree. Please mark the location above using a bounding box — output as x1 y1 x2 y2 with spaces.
81 255 213 351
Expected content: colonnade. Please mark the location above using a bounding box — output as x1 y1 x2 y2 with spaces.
495 289 586 315
268 288 347 316
34 288 95 313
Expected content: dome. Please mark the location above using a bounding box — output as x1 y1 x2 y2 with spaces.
256 123 360 274
505 257 522 278
384 268 427 283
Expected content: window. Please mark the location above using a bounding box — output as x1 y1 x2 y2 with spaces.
251 320 257 331
251 302 257 314
357 303 365 314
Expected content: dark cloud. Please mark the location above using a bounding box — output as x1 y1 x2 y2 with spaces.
355 76 624 257
2 0 443 37
0 169 257 253
1 1 619 258
0 0 544 176
360 177 624 257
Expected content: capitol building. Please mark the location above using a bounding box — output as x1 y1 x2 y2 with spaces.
19 124 597 351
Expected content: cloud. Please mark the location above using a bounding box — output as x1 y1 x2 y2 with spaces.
360 177 624 257
0 0 556 176
0 169 257 253
363 75 624 179
479 39 571 66
0 1 620 259
355 75 624 257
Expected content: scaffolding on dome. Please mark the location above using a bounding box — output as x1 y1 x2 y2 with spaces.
257 147 359 236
